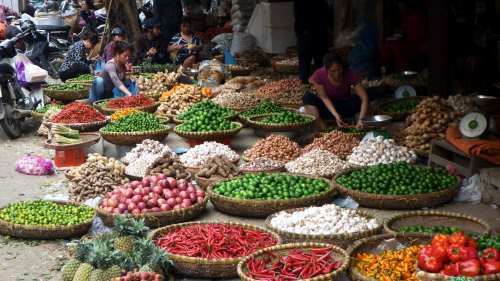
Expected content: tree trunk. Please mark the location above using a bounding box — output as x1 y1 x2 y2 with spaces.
103 0 141 46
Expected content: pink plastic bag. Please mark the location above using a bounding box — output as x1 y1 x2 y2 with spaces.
15 155 54 176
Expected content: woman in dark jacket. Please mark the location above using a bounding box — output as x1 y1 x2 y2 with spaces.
58 32 99 82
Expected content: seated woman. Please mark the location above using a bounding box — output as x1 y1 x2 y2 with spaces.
167 16 202 68
302 51 378 131
58 32 99 82
90 42 136 102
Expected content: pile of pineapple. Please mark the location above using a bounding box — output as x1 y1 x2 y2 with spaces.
62 216 170 281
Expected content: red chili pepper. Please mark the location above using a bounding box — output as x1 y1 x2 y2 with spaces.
103 94 154 109
50 101 105 123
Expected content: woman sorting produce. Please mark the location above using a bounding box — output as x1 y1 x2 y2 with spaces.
89 42 137 102
58 32 99 82
302 51 378 131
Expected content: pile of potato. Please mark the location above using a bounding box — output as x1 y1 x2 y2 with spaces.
157 86 209 115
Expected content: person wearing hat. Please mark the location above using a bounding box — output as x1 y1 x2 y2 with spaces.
135 20 169 64
102 27 126 62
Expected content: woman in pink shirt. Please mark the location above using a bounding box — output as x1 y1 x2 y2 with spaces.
302 51 378 131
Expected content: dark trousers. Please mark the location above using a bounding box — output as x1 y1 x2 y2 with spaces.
297 34 328 84
59 64 90 83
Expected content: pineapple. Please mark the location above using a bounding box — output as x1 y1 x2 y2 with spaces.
103 265 122 281
138 240 172 275
89 237 121 281
73 263 95 281
113 216 149 253
62 240 93 281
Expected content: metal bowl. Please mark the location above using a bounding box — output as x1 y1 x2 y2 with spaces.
361 115 393 127
395 71 418 80
182 68 199 77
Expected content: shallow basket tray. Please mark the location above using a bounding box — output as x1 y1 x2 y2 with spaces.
93 99 160 115
145 92 163 101
241 166 285 174
384 210 491 237
274 63 300 75
96 196 208 228
238 242 349 281
207 174 338 218
147 221 283 278
65 170 76 180
265 207 383 249
43 85 91 102
246 114 316 132
99 126 170 147
43 116 111 132
45 132 101 150
174 122 243 141
181 157 240 177
333 171 461 210
0 201 95 239
315 130 368 139
346 233 433 281
378 96 425 121
30 110 45 123
66 77 95 86
173 112 239 124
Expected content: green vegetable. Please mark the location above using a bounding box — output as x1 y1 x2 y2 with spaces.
477 234 500 252
139 57 179 73
34 104 64 114
322 126 370 134
381 101 419 113
53 124 80 139
336 162 457 195
48 83 85 91
54 134 82 144
74 74 96 81
0 200 94 226
177 100 235 120
102 112 166 132
213 173 330 200
177 113 238 132
241 100 291 117
260 111 311 124
399 225 460 234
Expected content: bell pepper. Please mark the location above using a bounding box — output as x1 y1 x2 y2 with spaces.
483 261 500 275
466 237 477 249
448 244 467 262
418 246 443 273
481 248 500 264
439 264 456 276
458 259 481 277
463 246 479 260
432 242 449 263
432 234 450 247
449 231 468 246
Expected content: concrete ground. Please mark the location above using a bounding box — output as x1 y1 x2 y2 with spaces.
0 119 498 281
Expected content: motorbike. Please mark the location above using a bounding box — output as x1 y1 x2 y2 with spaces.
0 29 46 139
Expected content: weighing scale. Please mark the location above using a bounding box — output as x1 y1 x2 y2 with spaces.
394 71 418 99
361 115 393 141
459 95 497 139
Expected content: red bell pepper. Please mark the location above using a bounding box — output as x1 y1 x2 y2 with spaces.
483 261 500 275
458 259 481 277
418 247 434 268
449 231 468 246
481 248 500 264
463 246 479 260
466 237 477 249
418 249 443 273
448 244 467 262
439 264 456 276
432 242 449 263
432 234 450 247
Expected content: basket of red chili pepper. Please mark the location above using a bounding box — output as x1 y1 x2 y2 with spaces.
150 221 283 278
237 243 350 281
93 95 159 115
43 101 110 132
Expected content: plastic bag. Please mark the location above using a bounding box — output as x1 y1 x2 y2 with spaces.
454 174 482 204
15 155 54 176
113 81 139 98
230 32 255 55
15 60 48 84
94 59 105 75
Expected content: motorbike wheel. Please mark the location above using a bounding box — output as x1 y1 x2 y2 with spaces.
47 53 66 79
0 103 21 139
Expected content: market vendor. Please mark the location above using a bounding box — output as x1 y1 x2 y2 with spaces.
89 42 137 102
79 0 98 28
302 51 378 131
135 20 169 64
167 16 202 68
58 32 99 82
102 27 126 62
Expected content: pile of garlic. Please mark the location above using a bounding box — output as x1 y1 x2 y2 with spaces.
347 136 416 166
447 94 469 114
270 204 380 235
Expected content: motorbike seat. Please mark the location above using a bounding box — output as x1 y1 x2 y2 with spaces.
0 63 15 74
36 25 71 32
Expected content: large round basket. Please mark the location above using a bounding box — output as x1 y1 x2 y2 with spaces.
265 207 383 249
45 132 101 151
238 242 349 281
246 114 316 132
347 233 433 281
415 265 500 281
378 96 425 121
274 64 300 75
96 196 208 228
384 210 491 236
124 171 191 182
0 201 95 239
241 166 285 175
99 126 170 147
195 174 229 189
31 110 45 123
148 221 283 278
333 171 461 210
65 170 76 180
66 77 95 86
93 99 160 115
43 85 91 102
174 112 239 124
43 116 111 132
207 174 338 218
174 122 243 141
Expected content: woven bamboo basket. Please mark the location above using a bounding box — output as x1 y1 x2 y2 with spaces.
43 85 91 102
236 57 267 66
332 171 462 210
241 166 285 174
0 201 95 239
246 114 316 132
384 210 491 236
242 155 296 163
207 174 338 218
174 122 243 140
174 112 238 124
378 96 425 121
274 64 300 75
415 264 500 281
45 132 101 151
238 243 350 281
195 174 231 189
30 110 45 123
229 67 252 77
66 77 95 86
147 221 283 278
99 126 170 146
43 116 110 132
347 233 433 281
93 99 160 115
145 92 163 101
265 208 383 249
96 196 208 228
